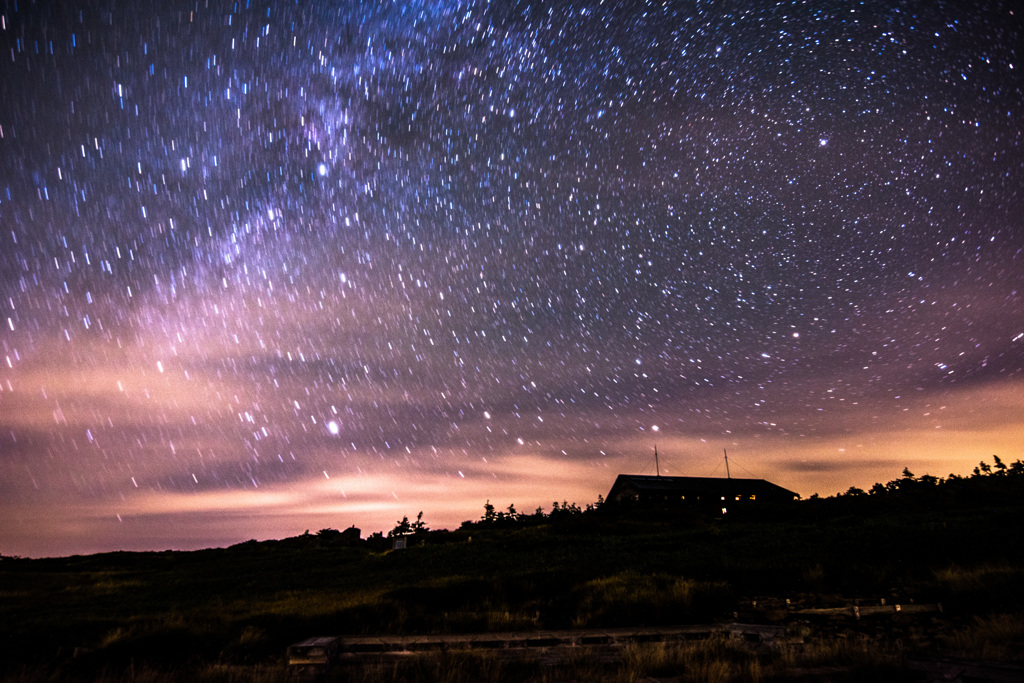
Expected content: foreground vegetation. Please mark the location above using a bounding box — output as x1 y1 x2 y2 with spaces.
1 460 1022 681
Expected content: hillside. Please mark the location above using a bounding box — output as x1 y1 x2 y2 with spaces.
1 461 1022 681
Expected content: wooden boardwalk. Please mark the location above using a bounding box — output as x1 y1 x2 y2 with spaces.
287 622 789 678
288 603 945 678
331 622 785 655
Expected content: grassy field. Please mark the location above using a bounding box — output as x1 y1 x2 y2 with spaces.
1 465 1022 681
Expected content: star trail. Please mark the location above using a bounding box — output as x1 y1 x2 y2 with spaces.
1 0 1021 557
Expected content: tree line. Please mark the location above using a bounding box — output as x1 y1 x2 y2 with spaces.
354 456 1024 543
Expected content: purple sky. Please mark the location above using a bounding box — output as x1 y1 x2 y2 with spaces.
1 0 1021 557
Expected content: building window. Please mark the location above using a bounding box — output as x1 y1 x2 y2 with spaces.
721 507 728 515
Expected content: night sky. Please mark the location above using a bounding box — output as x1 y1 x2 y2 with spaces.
1 0 1021 558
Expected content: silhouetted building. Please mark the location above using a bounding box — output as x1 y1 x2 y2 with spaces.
606 474 798 514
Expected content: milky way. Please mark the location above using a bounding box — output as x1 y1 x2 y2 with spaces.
1 1 1022 557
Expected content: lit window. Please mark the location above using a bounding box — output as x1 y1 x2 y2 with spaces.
750 495 756 501
721 507 728 514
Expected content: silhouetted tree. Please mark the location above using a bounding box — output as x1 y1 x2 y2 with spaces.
482 500 496 523
389 516 412 538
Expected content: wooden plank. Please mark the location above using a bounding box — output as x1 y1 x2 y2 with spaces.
295 622 786 658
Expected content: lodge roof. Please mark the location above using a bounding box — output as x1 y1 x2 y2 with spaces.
607 474 798 501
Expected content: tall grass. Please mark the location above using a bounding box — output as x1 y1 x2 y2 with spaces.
572 571 733 628
926 562 1024 613
354 650 534 683
622 637 763 683
774 635 904 672
941 613 1024 661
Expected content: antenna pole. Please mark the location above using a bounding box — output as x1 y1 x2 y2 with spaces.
724 449 731 479
655 445 660 477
